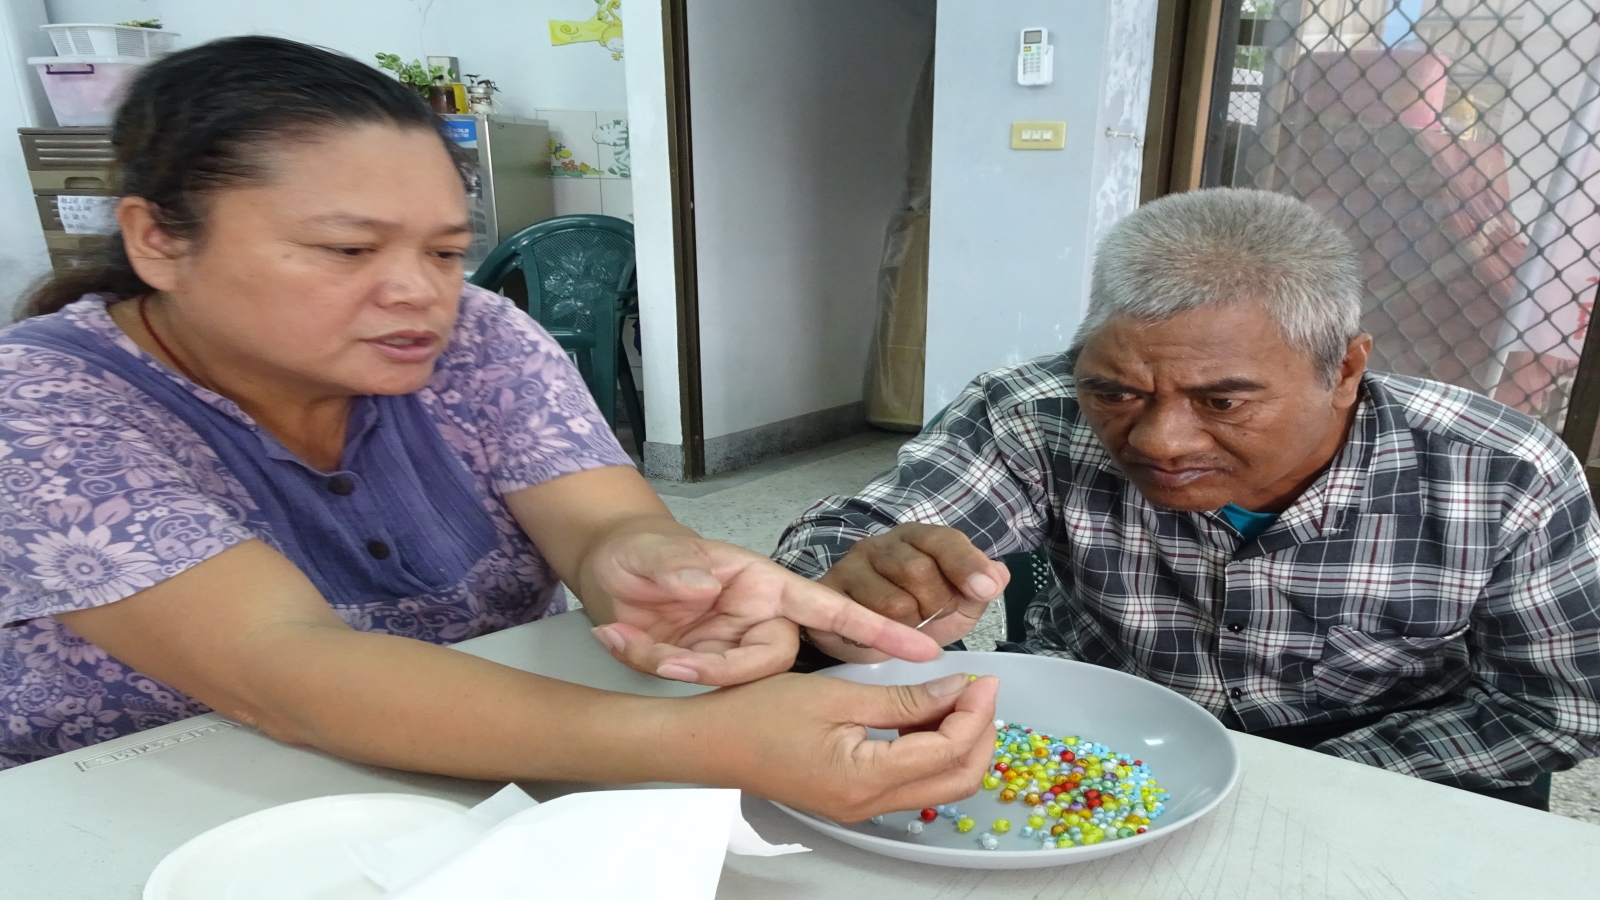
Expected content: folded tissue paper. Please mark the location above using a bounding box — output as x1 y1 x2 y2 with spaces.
348 785 809 899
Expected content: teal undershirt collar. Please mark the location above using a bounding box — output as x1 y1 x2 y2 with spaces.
1218 503 1278 540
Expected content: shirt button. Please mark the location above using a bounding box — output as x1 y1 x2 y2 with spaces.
1228 622 1244 633
366 539 391 560
1230 688 1243 701
327 476 355 496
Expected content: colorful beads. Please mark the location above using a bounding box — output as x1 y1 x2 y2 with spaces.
881 721 1171 851
944 719 1172 851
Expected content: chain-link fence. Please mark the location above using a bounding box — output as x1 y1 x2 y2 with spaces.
1209 0 1600 448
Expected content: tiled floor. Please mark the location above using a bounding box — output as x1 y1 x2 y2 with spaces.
1554 761 1600 825
647 429 1600 825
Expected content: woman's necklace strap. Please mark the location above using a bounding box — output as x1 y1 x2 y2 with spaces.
138 295 208 389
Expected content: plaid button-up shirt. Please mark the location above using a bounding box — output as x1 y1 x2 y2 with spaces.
774 356 1600 789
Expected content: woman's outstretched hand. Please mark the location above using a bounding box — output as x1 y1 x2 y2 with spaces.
585 530 944 685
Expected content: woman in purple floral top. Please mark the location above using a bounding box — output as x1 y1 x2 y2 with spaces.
0 37 998 820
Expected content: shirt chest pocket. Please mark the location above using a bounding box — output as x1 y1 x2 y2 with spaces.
1311 623 1470 709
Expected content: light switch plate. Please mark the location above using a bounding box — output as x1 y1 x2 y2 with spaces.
1011 121 1067 150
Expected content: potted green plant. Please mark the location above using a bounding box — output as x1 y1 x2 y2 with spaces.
375 53 455 112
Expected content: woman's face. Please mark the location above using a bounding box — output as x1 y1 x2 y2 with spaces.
157 124 472 397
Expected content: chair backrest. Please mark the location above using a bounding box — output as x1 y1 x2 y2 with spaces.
469 215 635 336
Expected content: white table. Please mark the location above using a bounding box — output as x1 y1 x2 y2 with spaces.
2 610 1596 898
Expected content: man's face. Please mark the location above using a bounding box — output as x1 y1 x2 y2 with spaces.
1073 302 1369 512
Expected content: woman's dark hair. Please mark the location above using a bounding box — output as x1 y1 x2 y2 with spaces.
19 36 472 319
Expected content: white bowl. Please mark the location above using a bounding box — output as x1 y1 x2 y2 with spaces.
772 651 1240 869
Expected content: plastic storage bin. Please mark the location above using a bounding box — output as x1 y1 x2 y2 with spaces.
42 24 176 59
29 56 145 127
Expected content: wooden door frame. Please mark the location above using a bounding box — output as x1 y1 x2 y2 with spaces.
662 0 706 479
1142 0 1228 202
1560 283 1600 496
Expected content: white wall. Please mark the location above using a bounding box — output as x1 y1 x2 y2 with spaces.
923 0 1156 416
43 0 628 115
0 0 54 317
686 0 935 441
622 0 680 447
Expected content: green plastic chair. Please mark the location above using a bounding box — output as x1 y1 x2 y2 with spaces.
1001 548 1053 644
469 215 645 455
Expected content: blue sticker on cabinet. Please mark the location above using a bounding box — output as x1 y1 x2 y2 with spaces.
444 118 479 146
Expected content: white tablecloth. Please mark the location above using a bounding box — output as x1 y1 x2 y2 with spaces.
1 611 1595 898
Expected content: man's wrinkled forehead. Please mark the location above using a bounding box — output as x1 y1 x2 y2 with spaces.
1071 306 1319 390
1074 371 1269 397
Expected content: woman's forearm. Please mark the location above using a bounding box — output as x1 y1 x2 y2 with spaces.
245 621 713 784
53 541 997 820
55 541 709 784
242 621 1004 823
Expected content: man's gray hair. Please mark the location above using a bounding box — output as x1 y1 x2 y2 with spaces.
1072 188 1362 385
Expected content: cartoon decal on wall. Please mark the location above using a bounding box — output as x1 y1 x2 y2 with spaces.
549 0 624 61
594 119 630 178
550 139 599 177
549 120 629 179
541 110 629 180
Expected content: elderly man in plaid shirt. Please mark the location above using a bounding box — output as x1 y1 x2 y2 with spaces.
776 188 1600 810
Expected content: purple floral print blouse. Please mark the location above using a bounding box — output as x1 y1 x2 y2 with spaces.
0 286 632 769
